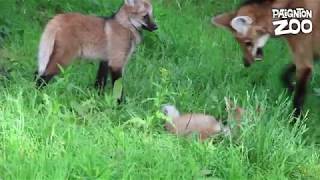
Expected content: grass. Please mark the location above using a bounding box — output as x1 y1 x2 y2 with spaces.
0 0 320 179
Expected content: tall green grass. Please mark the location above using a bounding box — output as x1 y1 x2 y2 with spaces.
0 0 319 179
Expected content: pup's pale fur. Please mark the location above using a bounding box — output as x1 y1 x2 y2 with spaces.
163 105 230 141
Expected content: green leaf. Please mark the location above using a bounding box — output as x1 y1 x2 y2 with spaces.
113 78 123 100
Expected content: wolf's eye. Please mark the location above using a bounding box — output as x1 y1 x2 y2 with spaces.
143 14 149 20
245 41 253 47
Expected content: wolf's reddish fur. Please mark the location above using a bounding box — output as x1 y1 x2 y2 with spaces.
36 0 157 103
212 0 320 117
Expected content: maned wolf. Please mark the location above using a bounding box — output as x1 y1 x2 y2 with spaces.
36 0 157 102
162 105 228 140
212 0 320 117
161 103 247 140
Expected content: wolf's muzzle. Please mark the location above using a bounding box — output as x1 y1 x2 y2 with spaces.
142 15 158 32
255 48 264 61
143 23 158 31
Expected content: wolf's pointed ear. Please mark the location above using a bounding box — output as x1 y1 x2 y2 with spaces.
230 16 253 34
125 0 136 6
272 0 291 8
212 12 235 30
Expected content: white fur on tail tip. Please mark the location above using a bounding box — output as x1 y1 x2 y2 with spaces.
162 105 180 119
38 25 57 76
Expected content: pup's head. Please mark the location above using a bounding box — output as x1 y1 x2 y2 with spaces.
224 98 246 129
211 0 282 67
162 105 180 119
123 0 158 31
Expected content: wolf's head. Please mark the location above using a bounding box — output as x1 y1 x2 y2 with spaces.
212 0 290 67
120 0 158 32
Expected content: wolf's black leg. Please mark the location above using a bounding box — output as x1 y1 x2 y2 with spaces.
95 61 109 92
36 74 55 89
281 64 296 93
293 68 312 118
34 71 38 81
110 67 124 104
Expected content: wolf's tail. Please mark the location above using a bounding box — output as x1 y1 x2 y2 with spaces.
37 23 57 76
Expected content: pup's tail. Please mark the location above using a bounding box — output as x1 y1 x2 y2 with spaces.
37 22 57 76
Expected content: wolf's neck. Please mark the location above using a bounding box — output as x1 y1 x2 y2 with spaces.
114 7 142 44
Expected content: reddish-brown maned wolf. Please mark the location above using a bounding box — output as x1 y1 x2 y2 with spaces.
36 0 157 103
212 0 320 117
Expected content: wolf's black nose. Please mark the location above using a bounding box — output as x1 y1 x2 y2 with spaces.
153 24 158 30
150 23 158 31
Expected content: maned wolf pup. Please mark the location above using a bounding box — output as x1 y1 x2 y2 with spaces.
212 0 320 117
36 0 157 102
162 105 231 141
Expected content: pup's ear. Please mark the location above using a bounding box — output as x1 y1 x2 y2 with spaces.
211 12 236 30
224 97 235 110
125 0 137 6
